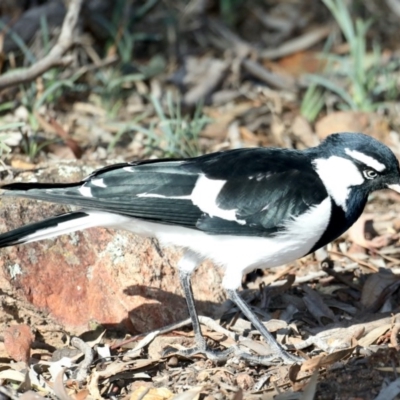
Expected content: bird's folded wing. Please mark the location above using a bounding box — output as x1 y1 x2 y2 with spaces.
2 149 328 236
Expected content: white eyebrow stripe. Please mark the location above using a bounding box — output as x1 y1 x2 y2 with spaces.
345 148 386 172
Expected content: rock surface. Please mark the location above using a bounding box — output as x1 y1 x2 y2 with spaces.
0 161 225 334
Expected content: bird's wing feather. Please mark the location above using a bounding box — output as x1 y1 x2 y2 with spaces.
2 149 328 236
197 169 327 235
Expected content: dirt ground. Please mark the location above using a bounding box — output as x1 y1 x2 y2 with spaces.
1 0 400 399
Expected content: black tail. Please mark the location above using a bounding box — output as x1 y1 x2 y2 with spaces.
1 182 80 191
1 181 89 208
0 211 90 247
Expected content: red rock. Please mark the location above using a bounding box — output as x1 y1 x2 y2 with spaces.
3 324 33 362
0 162 225 334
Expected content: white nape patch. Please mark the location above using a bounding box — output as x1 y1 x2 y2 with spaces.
119 197 331 290
345 148 386 172
136 193 191 199
191 175 245 225
91 178 107 188
78 185 93 197
313 156 364 211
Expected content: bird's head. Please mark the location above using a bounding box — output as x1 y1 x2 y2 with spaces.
308 132 400 213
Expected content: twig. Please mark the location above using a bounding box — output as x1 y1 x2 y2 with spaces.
111 317 193 350
242 58 295 91
207 18 295 91
328 249 379 272
260 26 332 60
322 264 361 290
111 315 241 350
0 0 83 90
267 263 361 287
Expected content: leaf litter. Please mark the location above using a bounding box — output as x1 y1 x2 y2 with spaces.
2 1 400 399
1 168 400 399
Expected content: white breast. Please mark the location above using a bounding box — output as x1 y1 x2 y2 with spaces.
115 196 332 290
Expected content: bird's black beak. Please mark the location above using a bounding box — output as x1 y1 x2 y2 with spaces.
387 182 400 193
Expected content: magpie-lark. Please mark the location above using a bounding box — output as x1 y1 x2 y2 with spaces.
0 132 399 364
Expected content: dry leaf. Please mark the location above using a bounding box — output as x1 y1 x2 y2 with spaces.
277 51 327 77
361 270 400 311
316 112 368 140
288 363 301 384
231 389 243 400
302 285 336 324
130 386 174 400
53 368 73 400
74 389 89 400
10 159 36 169
348 214 393 249
0 369 25 382
315 111 389 141
19 391 44 400
235 373 254 391
358 324 391 347
34 112 82 159
292 115 319 148
48 116 82 159
170 387 202 400
73 102 107 117
181 57 228 106
301 345 356 371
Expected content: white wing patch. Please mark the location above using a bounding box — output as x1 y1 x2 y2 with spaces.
78 185 93 197
313 156 363 211
91 178 107 188
137 193 191 199
135 174 246 224
345 149 386 172
123 166 136 172
191 174 246 225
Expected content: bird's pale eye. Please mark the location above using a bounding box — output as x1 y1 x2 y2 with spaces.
363 169 378 179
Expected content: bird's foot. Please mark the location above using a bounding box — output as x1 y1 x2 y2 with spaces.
163 344 236 362
163 343 302 365
237 348 303 366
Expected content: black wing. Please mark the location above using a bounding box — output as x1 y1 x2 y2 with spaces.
1 148 328 237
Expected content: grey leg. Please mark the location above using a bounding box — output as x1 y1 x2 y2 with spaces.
163 251 234 361
226 288 302 364
179 269 206 350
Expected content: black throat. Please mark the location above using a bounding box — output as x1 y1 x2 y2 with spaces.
310 190 368 253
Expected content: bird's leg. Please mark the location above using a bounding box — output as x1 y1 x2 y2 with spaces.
163 250 234 361
225 288 302 365
179 268 206 351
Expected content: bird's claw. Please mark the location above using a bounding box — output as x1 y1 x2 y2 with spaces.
162 344 235 362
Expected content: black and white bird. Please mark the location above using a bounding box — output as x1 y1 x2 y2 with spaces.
0 132 399 364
